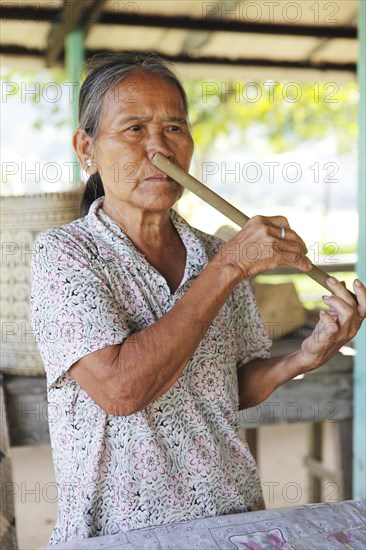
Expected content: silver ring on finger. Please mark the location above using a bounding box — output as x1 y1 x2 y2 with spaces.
281 226 286 240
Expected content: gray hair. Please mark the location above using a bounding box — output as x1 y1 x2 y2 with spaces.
78 51 190 216
79 51 189 140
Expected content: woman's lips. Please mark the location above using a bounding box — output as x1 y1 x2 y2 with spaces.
145 174 174 182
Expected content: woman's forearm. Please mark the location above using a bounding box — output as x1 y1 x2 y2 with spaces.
237 352 307 410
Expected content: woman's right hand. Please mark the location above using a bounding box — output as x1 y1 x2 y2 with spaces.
217 215 313 281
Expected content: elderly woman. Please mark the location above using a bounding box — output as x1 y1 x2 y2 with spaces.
31 52 365 545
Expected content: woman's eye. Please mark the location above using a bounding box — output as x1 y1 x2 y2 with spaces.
129 125 142 132
168 125 180 132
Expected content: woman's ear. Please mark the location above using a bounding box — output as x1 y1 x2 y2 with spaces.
72 129 98 174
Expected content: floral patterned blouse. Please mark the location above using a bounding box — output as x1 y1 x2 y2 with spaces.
30 197 271 546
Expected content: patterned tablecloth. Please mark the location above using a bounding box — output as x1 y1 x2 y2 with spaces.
48 499 366 549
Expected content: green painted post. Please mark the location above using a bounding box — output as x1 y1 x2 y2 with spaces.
353 0 366 499
65 27 84 187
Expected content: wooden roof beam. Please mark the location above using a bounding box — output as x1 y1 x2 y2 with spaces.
46 0 105 67
0 45 356 73
0 4 59 22
95 12 358 40
0 7 357 40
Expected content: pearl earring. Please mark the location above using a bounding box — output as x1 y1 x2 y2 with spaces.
86 159 92 167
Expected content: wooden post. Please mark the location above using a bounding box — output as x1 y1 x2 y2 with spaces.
308 423 322 502
353 0 366 499
65 27 84 187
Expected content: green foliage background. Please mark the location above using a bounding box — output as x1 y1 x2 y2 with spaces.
183 79 358 156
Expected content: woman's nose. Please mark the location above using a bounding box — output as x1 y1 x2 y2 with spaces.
146 132 174 161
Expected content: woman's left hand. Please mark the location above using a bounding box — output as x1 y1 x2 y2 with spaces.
299 277 366 371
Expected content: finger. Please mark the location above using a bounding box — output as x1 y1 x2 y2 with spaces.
328 306 339 317
319 309 338 325
267 215 290 229
326 276 357 308
273 240 310 268
353 279 366 318
327 306 340 322
317 310 340 343
268 226 308 253
322 294 353 323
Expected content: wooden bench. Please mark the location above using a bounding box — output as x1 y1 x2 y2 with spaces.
241 329 353 502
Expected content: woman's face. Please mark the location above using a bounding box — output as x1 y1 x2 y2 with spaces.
90 70 194 212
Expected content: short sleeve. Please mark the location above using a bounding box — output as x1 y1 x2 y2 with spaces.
30 230 131 387
230 279 272 367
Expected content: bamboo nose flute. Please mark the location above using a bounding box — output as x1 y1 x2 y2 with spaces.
152 152 356 299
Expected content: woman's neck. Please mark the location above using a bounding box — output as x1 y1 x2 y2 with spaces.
102 197 186 293
102 198 176 250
